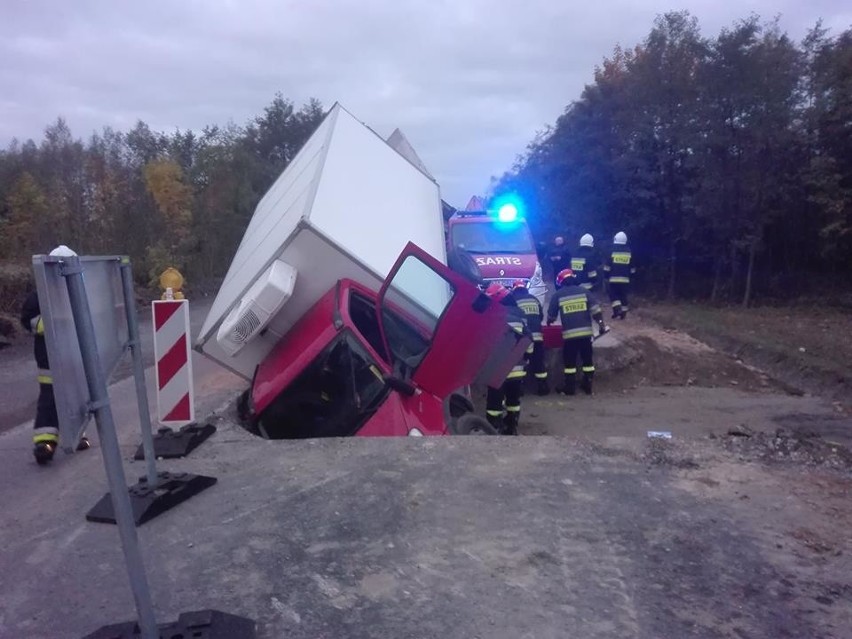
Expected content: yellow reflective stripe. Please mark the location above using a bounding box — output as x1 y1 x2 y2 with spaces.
564 368 577 374
505 405 521 413
582 366 596 373
570 258 585 270
563 328 593 339
507 370 527 379
36 317 45 335
33 433 58 443
518 301 540 315
611 252 631 264
37 375 53 385
486 410 504 417
609 277 630 283
534 372 548 379
560 294 587 302
525 344 534 354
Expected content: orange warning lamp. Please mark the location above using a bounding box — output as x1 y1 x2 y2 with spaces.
159 267 185 300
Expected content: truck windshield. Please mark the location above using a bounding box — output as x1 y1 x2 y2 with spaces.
256 332 387 439
451 221 534 254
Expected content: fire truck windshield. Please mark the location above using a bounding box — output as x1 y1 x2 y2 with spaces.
451 221 534 254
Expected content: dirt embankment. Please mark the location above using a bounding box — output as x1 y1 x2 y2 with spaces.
641 303 852 411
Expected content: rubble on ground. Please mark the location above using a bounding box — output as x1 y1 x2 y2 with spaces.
719 426 852 470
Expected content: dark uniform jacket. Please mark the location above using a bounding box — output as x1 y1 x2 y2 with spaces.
20 291 49 371
547 284 603 340
604 245 636 284
571 246 599 290
546 245 571 278
510 288 543 342
501 296 530 380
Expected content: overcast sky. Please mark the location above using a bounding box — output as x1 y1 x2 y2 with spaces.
1 1 850 205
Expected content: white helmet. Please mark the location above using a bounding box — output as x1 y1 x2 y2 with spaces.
49 245 77 257
613 232 627 245
580 233 594 248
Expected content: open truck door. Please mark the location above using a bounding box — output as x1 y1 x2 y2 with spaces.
376 242 530 398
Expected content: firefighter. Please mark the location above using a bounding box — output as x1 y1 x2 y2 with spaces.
509 279 549 395
572 233 599 291
483 283 528 435
547 269 608 396
603 231 636 319
21 245 90 464
546 236 571 285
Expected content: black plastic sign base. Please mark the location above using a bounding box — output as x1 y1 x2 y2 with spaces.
83 608 255 639
134 423 216 460
86 471 217 526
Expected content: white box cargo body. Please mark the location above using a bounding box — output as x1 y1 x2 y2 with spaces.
196 103 446 379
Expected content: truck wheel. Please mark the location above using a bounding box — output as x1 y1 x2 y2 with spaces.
454 414 497 436
448 392 475 418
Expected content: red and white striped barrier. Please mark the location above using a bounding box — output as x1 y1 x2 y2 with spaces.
152 300 195 426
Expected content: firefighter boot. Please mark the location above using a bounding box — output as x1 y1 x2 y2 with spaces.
34 441 56 465
536 378 551 396
581 373 594 395
562 375 576 396
504 412 519 436
487 414 507 435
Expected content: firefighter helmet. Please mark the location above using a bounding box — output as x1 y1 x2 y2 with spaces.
484 282 510 302
614 231 628 245
511 279 527 290
580 233 594 248
556 268 577 287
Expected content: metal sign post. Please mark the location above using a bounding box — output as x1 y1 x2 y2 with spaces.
61 256 159 639
119 259 158 487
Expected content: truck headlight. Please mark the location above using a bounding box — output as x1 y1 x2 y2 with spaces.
530 261 543 286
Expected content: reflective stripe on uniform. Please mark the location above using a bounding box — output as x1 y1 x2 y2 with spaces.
609 276 630 283
505 405 521 413
37 368 52 385
486 409 504 417
562 327 593 339
564 367 577 374
507 371 527 379
531 332 543 341
581 283 593 290
611 301 622 307
590 304 601 315
33 426 59 444
525 343 534 355
534 372 548 379
587 270 597 278
582 366 595 373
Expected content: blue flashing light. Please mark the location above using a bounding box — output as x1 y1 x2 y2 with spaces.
497 203 518 222
491 193 525 224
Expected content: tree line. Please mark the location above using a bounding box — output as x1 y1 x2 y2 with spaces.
0 94 325 291
494 12 852 306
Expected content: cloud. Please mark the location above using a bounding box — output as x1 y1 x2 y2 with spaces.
1 0 849 204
